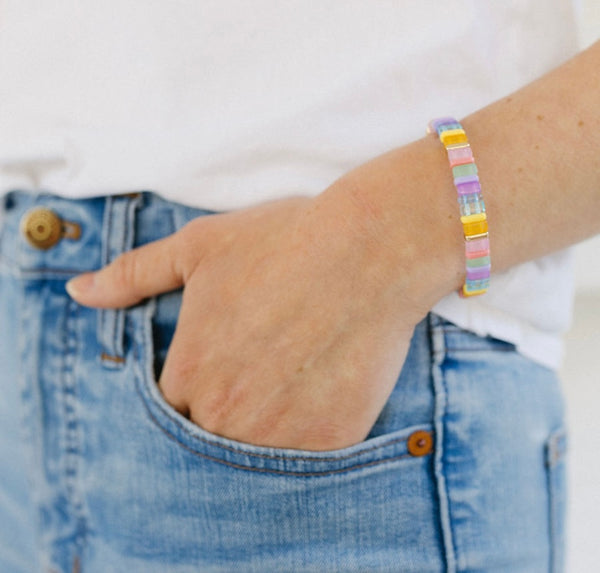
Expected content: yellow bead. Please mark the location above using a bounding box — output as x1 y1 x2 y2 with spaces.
460 213 487 225
462 219 489 237
440 129 468 147
461 215 488 237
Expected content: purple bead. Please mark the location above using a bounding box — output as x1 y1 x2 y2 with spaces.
466 266 491 281
454 174 480 187
429 117 458 133
456 179 482 195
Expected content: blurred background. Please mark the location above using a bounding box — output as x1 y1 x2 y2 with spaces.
561 2 599 571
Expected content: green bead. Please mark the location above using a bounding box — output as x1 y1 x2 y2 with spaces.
466 255 491 268
452 162 478 179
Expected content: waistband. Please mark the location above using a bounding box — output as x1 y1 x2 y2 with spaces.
0 190 216 278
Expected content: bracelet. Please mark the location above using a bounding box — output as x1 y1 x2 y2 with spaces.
427 117 491 297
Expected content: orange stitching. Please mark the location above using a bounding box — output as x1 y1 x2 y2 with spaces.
101 352 125 364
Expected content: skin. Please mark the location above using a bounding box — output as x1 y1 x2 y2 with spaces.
67 40 600 451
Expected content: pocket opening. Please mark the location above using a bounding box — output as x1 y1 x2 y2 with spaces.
132 299 436 476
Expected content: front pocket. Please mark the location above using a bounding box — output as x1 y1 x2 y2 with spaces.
546 427 567 573
132 299 436 477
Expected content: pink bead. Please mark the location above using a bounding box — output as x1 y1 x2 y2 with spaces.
447 145 474 167
465 237 490 258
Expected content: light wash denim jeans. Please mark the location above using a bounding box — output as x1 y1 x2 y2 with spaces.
0 191 567 572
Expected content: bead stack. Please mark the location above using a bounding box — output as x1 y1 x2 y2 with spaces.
428 117 491 297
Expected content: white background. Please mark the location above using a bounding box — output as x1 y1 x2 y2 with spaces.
561 2 599 571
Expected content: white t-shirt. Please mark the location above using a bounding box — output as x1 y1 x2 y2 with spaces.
0 0 580 369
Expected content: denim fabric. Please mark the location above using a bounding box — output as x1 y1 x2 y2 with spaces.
0 191 567 572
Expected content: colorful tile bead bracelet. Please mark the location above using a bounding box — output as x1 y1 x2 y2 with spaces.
427 117 491 297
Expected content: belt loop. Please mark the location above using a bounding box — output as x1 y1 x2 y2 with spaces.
98 194 143 368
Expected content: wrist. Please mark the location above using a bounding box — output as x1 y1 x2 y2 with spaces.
319 135 466 315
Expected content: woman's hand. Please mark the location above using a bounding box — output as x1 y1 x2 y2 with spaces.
66 178 442 451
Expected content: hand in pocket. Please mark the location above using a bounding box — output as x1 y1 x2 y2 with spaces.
66 193 430 451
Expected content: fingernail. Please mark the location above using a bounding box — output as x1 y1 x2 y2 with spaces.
66 273 95 299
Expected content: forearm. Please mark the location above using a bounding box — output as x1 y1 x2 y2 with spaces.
464 39 600 270
323 40 600 308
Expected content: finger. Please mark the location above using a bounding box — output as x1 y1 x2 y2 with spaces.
156 290 211 418
66 233 186 308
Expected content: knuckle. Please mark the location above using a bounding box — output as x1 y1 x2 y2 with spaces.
195 384 247 434
112 251 135 285
111 251 145 296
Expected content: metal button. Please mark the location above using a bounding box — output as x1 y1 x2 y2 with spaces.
407 430 434 457
21 207 63 250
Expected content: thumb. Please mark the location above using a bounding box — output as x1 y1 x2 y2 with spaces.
66 233 186 308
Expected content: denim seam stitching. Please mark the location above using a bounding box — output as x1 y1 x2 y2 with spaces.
15 268 85 277
444 346 515 352
430 315 458 573
439 354 459 573
135 390 419 476
62 298 89 560
99 196 129 362
97 196 113 359
546 427 566 573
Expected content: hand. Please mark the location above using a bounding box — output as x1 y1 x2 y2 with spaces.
66 185 435 451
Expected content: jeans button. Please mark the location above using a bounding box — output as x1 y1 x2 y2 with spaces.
407 430 434 457
21 207 63 249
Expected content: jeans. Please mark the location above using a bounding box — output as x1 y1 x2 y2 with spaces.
0 191 567 572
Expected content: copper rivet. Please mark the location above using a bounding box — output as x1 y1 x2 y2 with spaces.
407 430 434 457
21 207 63 250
